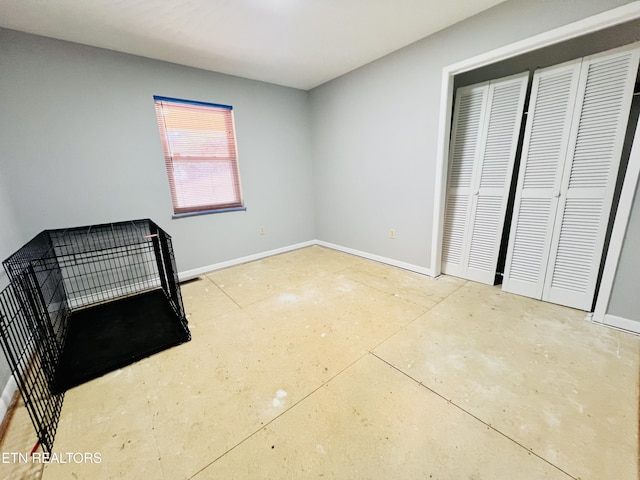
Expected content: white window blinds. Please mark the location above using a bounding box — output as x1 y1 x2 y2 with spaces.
154 96 243 216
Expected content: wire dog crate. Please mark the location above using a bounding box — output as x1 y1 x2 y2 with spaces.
0 219 190 452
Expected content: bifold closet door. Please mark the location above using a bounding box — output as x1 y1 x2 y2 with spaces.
442 72 528 284
544 46 640 310
501 61 582 299
503 44 640 310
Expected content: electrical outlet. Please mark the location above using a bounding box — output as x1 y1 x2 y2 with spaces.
390 229 396 239
260 226 265 235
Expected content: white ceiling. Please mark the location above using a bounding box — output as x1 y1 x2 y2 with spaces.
0 0 506 90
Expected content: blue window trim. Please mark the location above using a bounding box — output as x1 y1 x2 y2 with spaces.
172 206 247 219
153 95 233 110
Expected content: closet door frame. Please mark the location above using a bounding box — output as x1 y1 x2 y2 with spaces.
592 114 640 331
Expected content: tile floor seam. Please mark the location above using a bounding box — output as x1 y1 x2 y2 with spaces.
366 310 433 357
202 275 244 309
369 351 579 480
329 259 367 276
366 279 470 354
202 263 367 311
369 273 469 310
186 352 372 480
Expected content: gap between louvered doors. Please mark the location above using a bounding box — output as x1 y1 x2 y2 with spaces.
441 72 529 285
502 43 640 311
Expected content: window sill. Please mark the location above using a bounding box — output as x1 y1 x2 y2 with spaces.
172 206 247 219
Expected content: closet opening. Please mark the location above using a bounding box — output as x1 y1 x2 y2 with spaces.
441 18 640 312
593 65 640 311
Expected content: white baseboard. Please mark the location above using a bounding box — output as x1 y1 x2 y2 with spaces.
599 314 640 336
178 240 316 280
178 239 435 280
316 240 434 277
0 375 17 425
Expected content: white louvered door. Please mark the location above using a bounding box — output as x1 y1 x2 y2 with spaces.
465 74 529 283
502 61 582 298
503 44 640 310
543 46 640 310
442 73 528 284
442 84 487 278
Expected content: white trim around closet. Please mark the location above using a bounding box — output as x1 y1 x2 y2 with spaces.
431 1 640 280
591 119 640 331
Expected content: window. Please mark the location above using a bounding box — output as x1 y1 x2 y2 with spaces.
153 96 244 217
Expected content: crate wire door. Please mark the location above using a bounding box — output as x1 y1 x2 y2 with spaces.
0 275 65 454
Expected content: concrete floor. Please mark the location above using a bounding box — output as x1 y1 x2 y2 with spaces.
0 245 638 479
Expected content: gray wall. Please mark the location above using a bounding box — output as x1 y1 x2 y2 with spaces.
0 168 22 389
0 169 22 289
309 0 632 269
0 28 316 274
608 150 640 322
